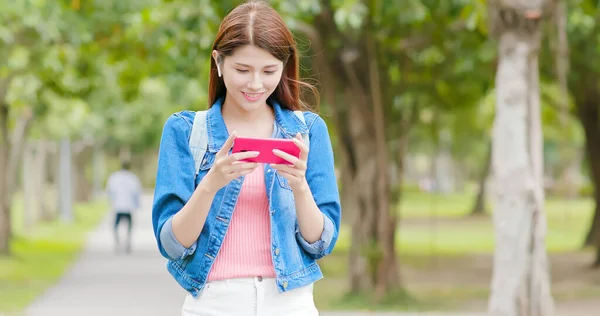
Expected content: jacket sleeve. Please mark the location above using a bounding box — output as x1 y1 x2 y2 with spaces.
295 115 341 259
151 113 198 261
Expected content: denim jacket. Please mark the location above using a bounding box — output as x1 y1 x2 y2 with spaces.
151 98 341 298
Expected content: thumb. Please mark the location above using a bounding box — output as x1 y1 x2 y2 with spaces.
216 131 237 157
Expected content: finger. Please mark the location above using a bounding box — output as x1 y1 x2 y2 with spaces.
225 151 260 164
232 160 257 165
271 169 302 186
272 167 294 179
273 149 306 170
293 133 309 161
271 164 304 178
226 162 258 174
216 131 237 158
230 166 258 179
272 149 299 165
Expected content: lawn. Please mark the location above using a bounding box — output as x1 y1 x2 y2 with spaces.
314 189 597 312
334 190 593 256
0 195 108 314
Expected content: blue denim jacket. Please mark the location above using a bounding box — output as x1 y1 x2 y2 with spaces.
151 98 341 298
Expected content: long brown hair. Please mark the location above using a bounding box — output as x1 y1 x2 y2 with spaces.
208 0 318 111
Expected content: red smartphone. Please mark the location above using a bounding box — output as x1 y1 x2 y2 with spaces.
232 136 300 164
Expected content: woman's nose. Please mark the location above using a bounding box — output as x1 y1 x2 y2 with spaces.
248 73 263 90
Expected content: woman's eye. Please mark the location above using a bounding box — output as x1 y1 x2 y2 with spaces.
236 69 249 73
264 71 276 75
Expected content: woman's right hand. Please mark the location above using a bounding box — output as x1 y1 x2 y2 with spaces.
200 132 259 193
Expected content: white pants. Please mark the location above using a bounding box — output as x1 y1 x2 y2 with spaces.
181 277 319 316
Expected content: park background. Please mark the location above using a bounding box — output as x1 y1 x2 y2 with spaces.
1 0 600 315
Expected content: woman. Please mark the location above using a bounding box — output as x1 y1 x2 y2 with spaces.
151 1 341 315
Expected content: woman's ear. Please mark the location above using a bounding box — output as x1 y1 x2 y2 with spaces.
212 50 222 77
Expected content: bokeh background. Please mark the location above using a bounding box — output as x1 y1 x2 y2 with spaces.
1 0 599 315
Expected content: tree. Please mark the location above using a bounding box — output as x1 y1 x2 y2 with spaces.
549 0 577 199
470 140 492 215
559 0 600 263
279 0 496 299
0 0 78 254
0 0 204 253
487 1 555 315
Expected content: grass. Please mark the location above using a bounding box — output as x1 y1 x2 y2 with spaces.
334 191 593 256
399 193 592 255
314 252 492 311
313 189 596 311
0 196 108 314
399 189 592 221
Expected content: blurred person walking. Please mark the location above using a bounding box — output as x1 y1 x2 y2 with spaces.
106 160 142 254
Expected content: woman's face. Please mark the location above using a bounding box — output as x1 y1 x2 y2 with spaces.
213 45 284 112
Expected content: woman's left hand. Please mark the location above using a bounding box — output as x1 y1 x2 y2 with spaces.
271 133 310 193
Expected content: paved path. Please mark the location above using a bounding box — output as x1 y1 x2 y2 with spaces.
24 194 485 316
25 194 186 316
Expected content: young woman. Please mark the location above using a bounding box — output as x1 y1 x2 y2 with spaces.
151 1 341 315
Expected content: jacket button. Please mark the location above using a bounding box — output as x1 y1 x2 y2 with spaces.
274 248 280 255
282 281 288 289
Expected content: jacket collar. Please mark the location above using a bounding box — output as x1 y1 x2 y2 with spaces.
206 97 308 153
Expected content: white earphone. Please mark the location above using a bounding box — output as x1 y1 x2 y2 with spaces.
216 55 222 77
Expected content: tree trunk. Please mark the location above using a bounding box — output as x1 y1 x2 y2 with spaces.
470 140 492 216
40 142 58 222
551 0 580 199
0 101 32 254
92 143 106 198
22 140 49 230
435 130 454 194
577 96 600 264
331 71 401 299
22 142 36 231
342 86 382 293
338 38 400 297
74 145 93 203
295 5 402 298
34 141 52 221
583 206 599 248
488 4 554 316
581 113 600 248
58 138 74 223
591 200 600 266
0 102 9 255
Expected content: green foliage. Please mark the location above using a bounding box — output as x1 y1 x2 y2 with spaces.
332 0 368 31
1 0 218 152
0 0 591 169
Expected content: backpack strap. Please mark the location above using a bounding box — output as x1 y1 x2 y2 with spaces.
189 110 209 176
293 110 310 147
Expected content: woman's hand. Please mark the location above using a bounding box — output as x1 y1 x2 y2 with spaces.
271 133 310 193
201 132 259 193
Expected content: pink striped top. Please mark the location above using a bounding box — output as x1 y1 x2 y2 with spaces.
207 163 276 281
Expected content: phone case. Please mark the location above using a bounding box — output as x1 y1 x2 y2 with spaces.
232 137 301 164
